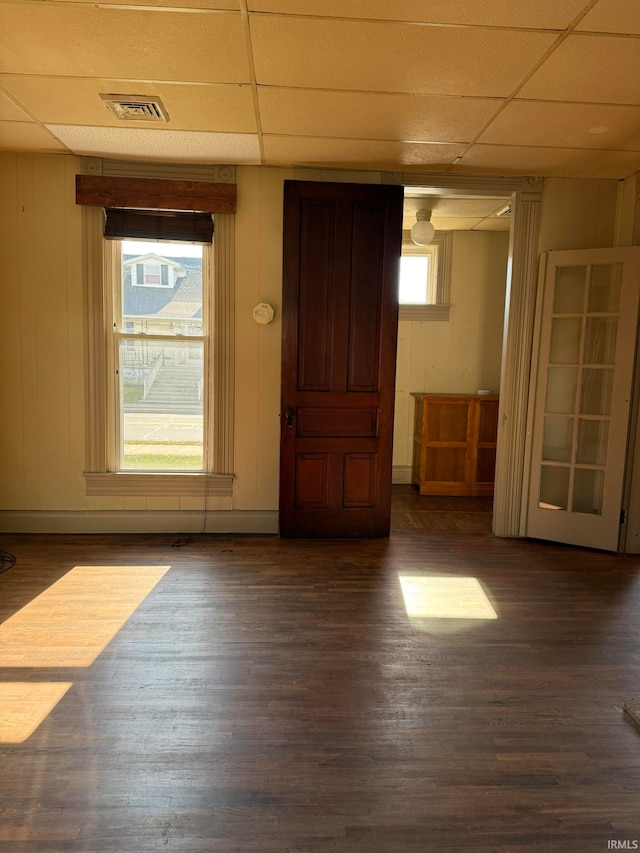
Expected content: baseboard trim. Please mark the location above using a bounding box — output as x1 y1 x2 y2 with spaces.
392 465 412 484
0 510 279 535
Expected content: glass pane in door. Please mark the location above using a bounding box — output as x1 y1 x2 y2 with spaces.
543 416 574 463
573 468 604 515
539 465 570 510
588 264 622 312
576 419 609 466
546 367 578 414
549 318 582 364
554 266 587 313
580 368 614 416
584 317 617 365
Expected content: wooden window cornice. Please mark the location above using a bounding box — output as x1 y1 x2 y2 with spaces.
76 174 236 214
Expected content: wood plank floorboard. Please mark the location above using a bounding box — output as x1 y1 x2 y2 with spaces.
391 485 493 534
0 531 639 851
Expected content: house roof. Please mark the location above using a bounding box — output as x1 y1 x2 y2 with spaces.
1 1 640 179
123 255 202 322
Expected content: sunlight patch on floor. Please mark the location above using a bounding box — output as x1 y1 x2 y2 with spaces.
0 565 170 667
0 682 73 743
398 574 498 620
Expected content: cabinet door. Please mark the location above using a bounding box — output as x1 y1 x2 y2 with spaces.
422 398 472 492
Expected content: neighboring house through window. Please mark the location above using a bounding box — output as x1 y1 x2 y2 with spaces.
132 255 180 287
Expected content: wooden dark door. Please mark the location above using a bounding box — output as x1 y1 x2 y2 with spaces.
279 180 403 537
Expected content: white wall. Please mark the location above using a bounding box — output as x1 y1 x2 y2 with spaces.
538 177 618 252
0 155 622 530
0 154 85 513
0 156 296 526
233 165 293 511
393 231 510 472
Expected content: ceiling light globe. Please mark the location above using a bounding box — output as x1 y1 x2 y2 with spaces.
411 219 435 246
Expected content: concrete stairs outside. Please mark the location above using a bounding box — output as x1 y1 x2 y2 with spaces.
131 365 202 412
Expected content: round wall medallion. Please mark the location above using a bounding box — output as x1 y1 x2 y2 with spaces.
253 303 275 325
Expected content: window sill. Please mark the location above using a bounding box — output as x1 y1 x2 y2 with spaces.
399 304 450 321
84 472 234 497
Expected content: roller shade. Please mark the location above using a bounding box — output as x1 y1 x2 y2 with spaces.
104 208 214 243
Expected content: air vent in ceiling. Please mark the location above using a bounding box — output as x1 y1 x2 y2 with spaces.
496 204 512 218
100 94 169 123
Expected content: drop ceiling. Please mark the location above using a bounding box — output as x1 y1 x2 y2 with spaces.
1 0 640 179
403 193 511 232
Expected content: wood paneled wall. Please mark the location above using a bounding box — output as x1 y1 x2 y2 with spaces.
538 177 618 251
0 155 84 511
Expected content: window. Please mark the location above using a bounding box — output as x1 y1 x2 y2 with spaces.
79 169 237 498
109 239 206 472
399 246 437 305
398 231 452 321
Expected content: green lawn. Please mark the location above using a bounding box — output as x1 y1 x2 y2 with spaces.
123 385 144 403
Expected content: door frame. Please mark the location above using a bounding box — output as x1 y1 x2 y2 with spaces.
382 171 543 537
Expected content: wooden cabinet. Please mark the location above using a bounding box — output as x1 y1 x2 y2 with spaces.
411 393 499 496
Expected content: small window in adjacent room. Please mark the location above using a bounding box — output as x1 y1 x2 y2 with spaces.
399 246 437 305
398 231 452 321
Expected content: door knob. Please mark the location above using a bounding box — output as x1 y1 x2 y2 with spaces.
284 406 296 428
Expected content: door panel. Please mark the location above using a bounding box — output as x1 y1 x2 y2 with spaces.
526 247 640 551
280 180 403 537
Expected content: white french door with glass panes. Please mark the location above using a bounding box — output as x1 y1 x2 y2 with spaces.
526 247 640 551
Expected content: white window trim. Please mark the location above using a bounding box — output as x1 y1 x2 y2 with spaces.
398 230 452 322
81 197 235 497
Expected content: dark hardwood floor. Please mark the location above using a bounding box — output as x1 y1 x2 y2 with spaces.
0 529 640 851
391 484 493 533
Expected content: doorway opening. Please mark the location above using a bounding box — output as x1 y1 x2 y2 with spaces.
391 189 512 534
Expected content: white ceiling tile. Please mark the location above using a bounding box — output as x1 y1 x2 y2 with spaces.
250 16 556 96
479 100 640 150
1 0 637 178
0 88 31 122
56 0 240 5
0 77 257 133
258 87 501 142
576 0 640 34
404 196 508 219
433 217 484 229
248 0 587 29
474 218 512 231
46 125 261 163
0 5 250 84
0 121 70 153
519 34 640 105
453 143 640 179
263 135 464 169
